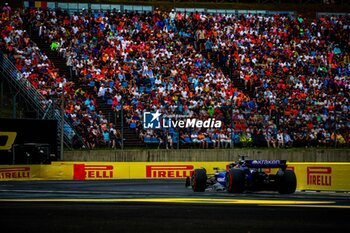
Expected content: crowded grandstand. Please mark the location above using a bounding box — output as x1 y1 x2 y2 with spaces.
0 2 349 150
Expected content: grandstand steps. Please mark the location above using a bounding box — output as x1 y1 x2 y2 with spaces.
70 77 144 148
221 64 254 98
25 24 143 148
84 86 144 148
26 26 72 81
229 69 255 98
200 51 253 98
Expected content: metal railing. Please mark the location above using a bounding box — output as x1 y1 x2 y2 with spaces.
23 1 154 14
316 12 350 18
177 8 296 16
0 51 83 149
22 1 297 16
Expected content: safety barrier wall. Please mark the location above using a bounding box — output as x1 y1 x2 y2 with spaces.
1 162 349 192
63 149 350 162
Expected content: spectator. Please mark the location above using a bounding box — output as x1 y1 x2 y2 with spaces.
283 131 293 148
166 132 173 149
2 3 11 15
277 130 284 148
2 7 348 149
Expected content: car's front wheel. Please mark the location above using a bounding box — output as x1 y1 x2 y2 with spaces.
191 168 207 192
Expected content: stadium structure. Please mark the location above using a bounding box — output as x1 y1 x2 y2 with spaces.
0 0 349 163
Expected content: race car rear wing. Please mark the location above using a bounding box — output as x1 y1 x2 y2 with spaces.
244 160 287 169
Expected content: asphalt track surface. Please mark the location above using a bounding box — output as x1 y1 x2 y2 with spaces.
0 180 349 233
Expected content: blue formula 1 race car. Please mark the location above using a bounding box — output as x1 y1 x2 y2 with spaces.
186 157 297 194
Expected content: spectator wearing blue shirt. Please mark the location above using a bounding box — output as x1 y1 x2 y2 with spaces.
102 128 110 146
283 130 293 148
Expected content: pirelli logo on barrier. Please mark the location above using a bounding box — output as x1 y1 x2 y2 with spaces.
0 167 30 179
146 165 194 178
307 167 332 186
73 164 114 180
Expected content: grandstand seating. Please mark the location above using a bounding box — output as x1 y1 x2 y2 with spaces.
1 5 349 149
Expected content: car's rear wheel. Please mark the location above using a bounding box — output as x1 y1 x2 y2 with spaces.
226 169 245 193
191 169 207 192
278 170 297 194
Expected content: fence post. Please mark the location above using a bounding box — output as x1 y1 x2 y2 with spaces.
12 91 20 118
60 85 65 160
0 80 3 109
121 97 124 150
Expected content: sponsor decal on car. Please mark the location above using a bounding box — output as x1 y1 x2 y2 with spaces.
217 177 225 182
0 167 30 179
251 160 282 165
146 165 194 178
307 167 332 186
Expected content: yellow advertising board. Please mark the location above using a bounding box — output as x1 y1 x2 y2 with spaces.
0 162 349 192
56 162 229 180
290 163 350 192
57 162 122 180
0 166 31 180
129 162 228 179
0 164 73 180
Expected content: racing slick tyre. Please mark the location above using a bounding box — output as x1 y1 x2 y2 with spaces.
191 169 207 192
226 169 245 193
277 170 297 194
